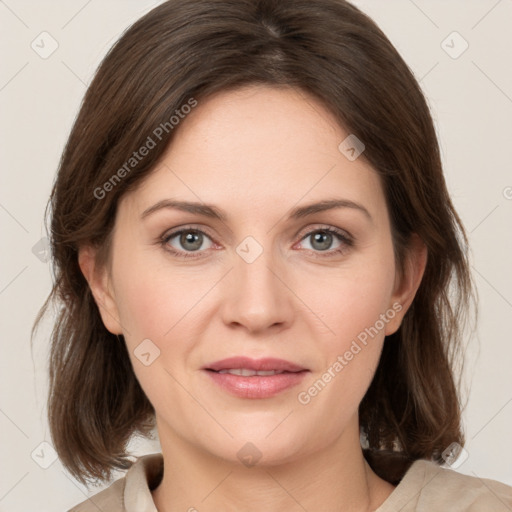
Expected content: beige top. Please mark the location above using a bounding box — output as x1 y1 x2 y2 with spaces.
68 453 512 511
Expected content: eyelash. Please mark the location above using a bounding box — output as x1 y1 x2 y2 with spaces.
160 224 354 260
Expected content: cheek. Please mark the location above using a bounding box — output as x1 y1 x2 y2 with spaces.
111 249 215 370
308 246 396 350
296 240 396 411
110 243 180 350
296 269 394 429
115 278 170 343
111 262 195 406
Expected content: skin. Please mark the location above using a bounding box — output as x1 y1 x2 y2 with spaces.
79 85 427 511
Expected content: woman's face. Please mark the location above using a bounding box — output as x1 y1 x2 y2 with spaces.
85 85 421 466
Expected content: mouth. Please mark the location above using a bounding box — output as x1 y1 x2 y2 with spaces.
203 357 309 399
215 368 291 376
204 356 307 373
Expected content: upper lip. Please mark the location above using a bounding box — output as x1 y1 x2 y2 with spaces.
204 357 307 372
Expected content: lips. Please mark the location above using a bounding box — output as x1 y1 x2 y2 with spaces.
217 369 284 376
203 357 309 399
205 356 307 373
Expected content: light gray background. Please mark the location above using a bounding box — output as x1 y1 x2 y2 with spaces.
1 1 511 510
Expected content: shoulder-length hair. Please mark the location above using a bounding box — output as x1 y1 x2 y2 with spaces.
32 0 475 486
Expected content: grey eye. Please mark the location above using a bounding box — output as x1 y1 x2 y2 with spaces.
166 230 213 252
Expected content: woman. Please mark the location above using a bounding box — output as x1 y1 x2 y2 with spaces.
33 0 512 510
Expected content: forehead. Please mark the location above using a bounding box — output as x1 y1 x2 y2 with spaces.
120 85 385 221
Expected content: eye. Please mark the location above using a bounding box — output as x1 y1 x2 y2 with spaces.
296 227 353 257
161 227 215 258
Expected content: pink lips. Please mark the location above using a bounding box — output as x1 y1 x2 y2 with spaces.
203 357 309 399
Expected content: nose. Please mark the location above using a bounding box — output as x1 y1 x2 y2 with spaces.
220 239 295 334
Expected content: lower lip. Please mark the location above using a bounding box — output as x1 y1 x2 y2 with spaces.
204 370 309 399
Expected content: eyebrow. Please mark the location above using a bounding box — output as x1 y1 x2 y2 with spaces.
140 198 372 223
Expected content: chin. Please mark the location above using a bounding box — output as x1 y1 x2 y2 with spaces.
197 422 314 468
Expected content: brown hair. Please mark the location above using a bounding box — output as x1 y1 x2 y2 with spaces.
32 0 475 486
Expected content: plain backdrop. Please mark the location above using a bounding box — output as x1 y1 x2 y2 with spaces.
1 1 511 510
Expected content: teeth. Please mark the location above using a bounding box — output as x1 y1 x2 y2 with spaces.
217 369 284 376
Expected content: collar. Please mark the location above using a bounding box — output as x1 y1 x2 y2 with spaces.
124 453 163 512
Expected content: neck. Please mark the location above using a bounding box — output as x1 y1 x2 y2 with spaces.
151 419 395 512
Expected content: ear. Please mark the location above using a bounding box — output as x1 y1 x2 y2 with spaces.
78 244 123 335
385 233 427 336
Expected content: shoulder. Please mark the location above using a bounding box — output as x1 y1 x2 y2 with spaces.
67 477 125 512
417 460 512 509
67 453 163 512
378 459 512 512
